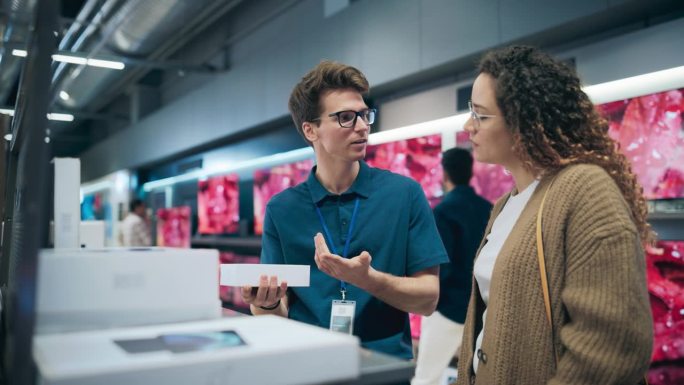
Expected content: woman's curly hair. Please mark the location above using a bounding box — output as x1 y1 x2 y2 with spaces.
479 45 654 244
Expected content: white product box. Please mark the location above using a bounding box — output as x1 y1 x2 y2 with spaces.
220 263 310 287
79 220 105 248
50 221 105 248
53 157 80 249
34 315 360 385
36 247 221 334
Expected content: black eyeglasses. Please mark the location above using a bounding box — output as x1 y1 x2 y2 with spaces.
312 108 377 128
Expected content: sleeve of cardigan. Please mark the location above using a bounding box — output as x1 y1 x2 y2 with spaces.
548 168 653 384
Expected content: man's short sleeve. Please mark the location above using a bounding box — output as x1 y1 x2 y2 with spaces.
260 204 285 264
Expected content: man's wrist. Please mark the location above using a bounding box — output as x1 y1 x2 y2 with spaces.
360 268 382 294
257 299 281 311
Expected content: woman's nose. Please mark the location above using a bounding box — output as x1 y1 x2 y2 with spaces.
464 116 475 133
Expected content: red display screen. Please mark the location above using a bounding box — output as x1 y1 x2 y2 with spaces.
365 134 443 208
647 240 684 384
156 206 191 248
598 88 684 199
253 159 314 235
197 174 240 234
456 131 515 203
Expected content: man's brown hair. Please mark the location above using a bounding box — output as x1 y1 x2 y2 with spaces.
288 60 369 145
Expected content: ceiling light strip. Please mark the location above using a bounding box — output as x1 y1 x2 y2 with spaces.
0 108 73 121
583 65 684 105
12 50 125 70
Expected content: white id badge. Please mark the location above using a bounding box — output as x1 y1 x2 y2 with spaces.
330 300 356 334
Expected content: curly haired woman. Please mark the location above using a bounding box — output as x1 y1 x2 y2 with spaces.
456 46 653 384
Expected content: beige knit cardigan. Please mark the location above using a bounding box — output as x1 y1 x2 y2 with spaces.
456 164 652 385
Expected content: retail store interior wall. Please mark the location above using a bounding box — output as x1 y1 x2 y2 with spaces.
76 0 684 182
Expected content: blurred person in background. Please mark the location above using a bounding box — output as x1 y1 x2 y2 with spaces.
456 45 652 384
412 148 491 385
119 199 151 247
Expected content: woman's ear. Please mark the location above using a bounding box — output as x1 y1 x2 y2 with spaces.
302 121 318 143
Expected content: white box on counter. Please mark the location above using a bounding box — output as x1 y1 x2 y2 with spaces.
34 315 360 385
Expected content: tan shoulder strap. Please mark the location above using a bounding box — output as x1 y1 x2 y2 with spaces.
536 178 559 365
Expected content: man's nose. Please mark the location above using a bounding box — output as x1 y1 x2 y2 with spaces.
355 117 370 132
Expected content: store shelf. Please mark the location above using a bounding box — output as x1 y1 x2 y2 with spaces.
191 236 262 249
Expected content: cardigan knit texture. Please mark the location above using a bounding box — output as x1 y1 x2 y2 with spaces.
456 164 653 385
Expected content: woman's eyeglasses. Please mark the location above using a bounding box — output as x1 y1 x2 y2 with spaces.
468 101 497 129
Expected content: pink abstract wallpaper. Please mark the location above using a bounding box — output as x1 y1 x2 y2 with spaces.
198 174 240 234
647 241 684 385
598 88 684 199
456 131 515 203
253 159 314 235
156 206 191 248
365 134 443 208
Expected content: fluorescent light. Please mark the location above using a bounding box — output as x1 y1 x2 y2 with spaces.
86 58 125 70
59 91 70 101
20 51 125 70
4 134 12 141
80 180 113 196
47 113 74 122
11 49 27 57
584 65 684 105
0 108 73 121
51 54 88 65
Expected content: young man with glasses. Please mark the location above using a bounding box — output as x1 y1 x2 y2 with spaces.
241 60 448 359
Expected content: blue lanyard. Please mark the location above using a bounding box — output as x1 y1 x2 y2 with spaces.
315 197 360 300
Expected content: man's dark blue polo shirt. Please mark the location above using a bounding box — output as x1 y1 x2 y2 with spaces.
261 160 448 359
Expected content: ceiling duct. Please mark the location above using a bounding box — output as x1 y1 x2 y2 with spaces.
56 0 241 111
0 0 38 104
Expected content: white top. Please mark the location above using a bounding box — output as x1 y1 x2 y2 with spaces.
119 213 151 247
473 179 539 372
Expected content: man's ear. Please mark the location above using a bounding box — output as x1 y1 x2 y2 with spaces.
302 121 318 143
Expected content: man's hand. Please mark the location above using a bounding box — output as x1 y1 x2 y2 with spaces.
314 233 374 288
241 275 288 310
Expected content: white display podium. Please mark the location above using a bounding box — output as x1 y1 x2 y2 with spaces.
34 315 360 385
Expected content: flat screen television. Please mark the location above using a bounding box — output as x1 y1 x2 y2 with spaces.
365 134 443 208
598 88 684 199
197 174 240 235
81 191 113 244
646 240 684 384
455 131 515 203
80 191 109 221
253 159 314 235
156 206 191 248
